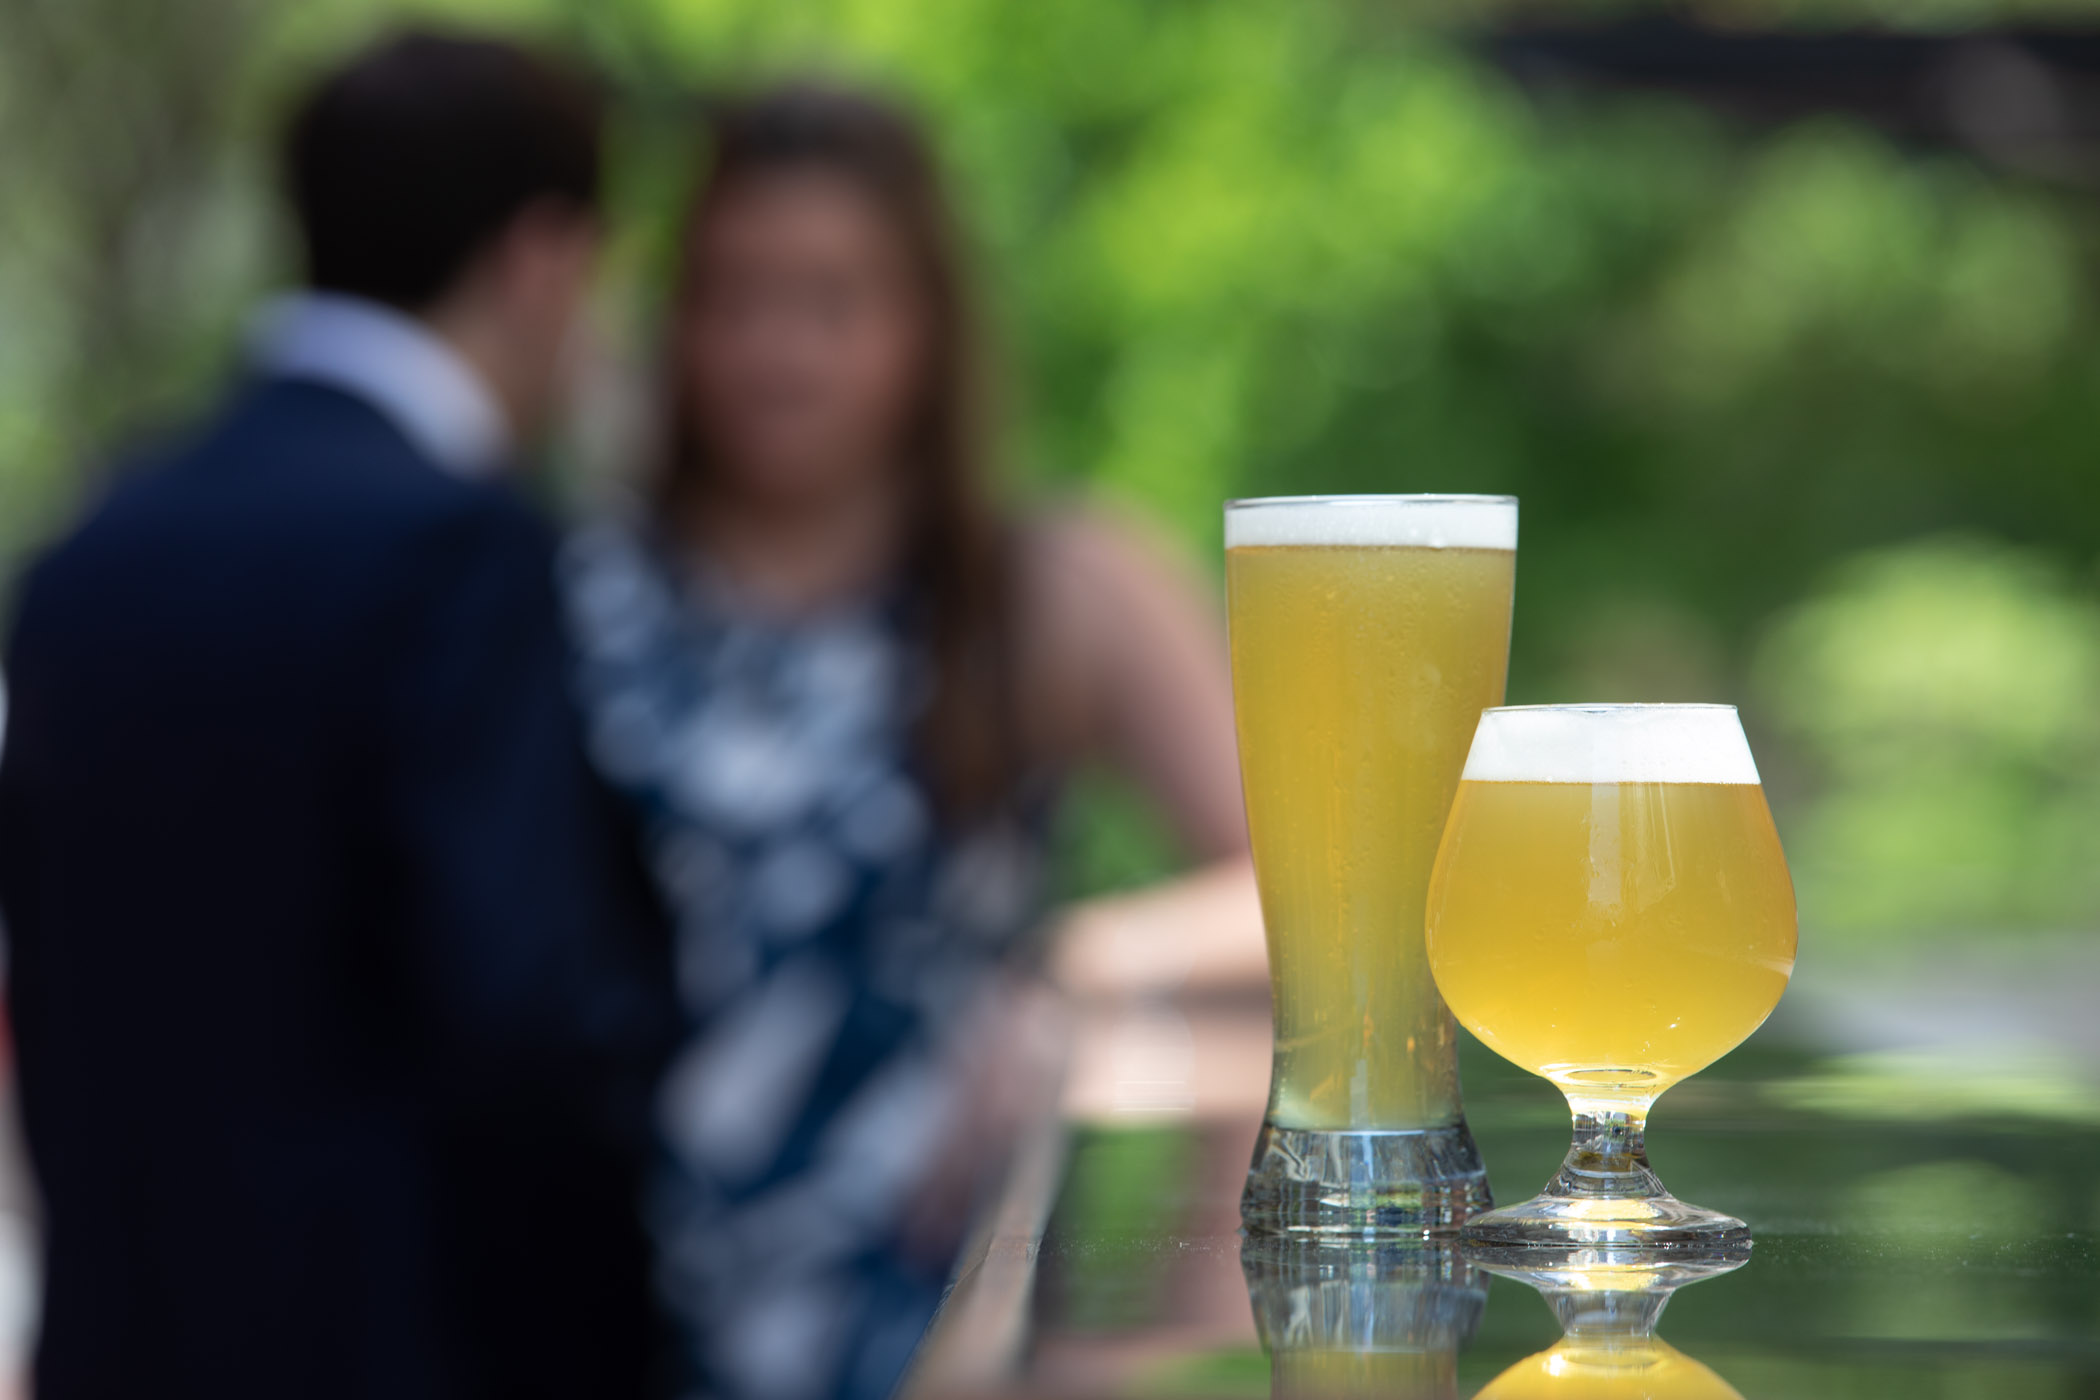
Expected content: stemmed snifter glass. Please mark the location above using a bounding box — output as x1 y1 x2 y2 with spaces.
1425 705 1798 1247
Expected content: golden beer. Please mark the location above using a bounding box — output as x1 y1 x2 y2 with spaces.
1228 500 1515 1133
1474 1339 1743 1400
1426 780 1795 1097
1271 1348 1458 1400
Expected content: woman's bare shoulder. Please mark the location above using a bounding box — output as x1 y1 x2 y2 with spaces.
1010 502 1217 748
1010 506 1136 720
1014 501 1202 627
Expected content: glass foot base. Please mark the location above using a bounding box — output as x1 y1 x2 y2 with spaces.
1242 1120 1493 1237
1460 1192 1749 1249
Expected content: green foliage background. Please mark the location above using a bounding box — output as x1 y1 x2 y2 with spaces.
5 0 2100 940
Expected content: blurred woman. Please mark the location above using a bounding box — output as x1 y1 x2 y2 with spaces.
562 83 1249 1400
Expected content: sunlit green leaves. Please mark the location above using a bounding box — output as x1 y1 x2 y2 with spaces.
1756 538 2100 931
1639 125 2080 411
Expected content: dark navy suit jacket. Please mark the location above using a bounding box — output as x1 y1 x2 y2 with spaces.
0 380 679 1399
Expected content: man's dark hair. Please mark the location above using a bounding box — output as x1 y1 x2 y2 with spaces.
284 31 601 311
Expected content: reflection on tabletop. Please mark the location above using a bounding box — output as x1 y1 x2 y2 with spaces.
1234 1241 1748 1400
1467 1247 1746 1400
1240 1238 1485 1399
911 962 2100 1400
909 832 2100 1400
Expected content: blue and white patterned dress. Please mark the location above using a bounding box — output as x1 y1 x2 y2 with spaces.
560 522 1051 1400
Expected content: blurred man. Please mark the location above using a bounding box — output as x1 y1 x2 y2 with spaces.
0 33 677 1400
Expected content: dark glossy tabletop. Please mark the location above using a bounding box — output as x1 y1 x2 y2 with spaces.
912 980 2100 1398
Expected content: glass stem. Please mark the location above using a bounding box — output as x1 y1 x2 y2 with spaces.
1546 1096 1667 1201
1548 1285 1674 1340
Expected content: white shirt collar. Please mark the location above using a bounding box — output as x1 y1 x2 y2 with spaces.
250 291 510 477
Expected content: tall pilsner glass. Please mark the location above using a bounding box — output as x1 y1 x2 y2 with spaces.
1228 495 1515 1234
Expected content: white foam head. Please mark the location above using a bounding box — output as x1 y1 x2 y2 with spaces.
1459 704 1762 785
1225 495 1516 551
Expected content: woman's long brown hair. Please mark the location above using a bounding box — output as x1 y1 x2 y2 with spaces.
660 82 1020 823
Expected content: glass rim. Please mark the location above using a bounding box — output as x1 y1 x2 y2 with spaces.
1481 703 1739 716
1225 493 1517 510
